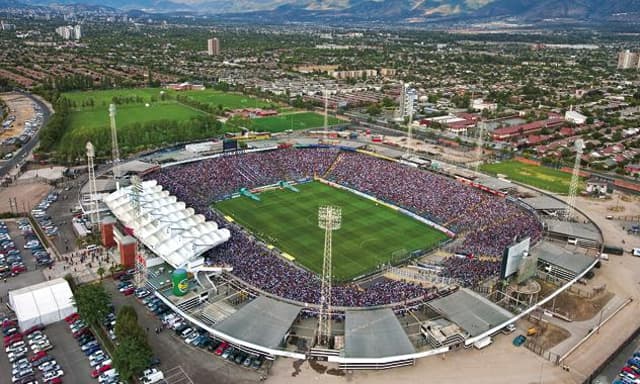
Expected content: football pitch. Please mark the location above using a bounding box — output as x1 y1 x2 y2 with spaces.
215 182 448 281
248 112 345 133
480 160 583 194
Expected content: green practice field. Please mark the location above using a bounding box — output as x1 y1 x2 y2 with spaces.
61 88 165 108
480 160 582 194
215 182 448 281
180 90 272 109
67 103 205 130
61 88 273 110
249 112 345 133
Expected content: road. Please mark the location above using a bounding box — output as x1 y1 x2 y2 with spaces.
0 91 52 179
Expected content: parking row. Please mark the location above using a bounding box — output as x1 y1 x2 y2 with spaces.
2 316 63 384
0 220 27 279
31 192 60 238
124 279 265 372
613 350 640 384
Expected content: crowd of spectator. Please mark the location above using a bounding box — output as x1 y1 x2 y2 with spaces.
145 147 542 304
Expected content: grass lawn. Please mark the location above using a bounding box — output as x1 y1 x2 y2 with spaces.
61 88 166 108
480 160 582 194
61 88 273 110
215 182 448 281
179 90 273 109
60 103 211 157
67 102 204 131
248 112 345 133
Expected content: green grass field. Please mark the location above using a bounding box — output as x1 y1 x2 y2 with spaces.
215 182 448 281
60 103 212 158
249 112 345 133
61 88 273 110
67 102 204 130
179 90 272 109
61 88 165 108
480 160 582 194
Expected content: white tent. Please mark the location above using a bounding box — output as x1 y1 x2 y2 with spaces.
8 278 76 330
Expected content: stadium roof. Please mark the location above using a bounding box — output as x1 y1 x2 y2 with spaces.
533 241 595 274
545 219 601 243
213 296 301 349
428 289 513 337
103 180 231 269
113 160 158 177
344 308 415 358
521 196 567 211
474 176 516 192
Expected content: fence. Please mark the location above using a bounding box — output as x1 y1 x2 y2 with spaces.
536 270 603 300
524 338 561 365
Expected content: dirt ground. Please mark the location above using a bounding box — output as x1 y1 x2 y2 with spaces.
385 135 478 164
0 182 51 214
537 279 614 321
521 317 571 350
0 92 35 139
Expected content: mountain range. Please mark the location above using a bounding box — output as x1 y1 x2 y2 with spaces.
10 0 640 22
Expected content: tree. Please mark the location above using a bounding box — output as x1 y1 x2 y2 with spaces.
366 103 381 116
97 266 105 281
72 283 111 327
112 305 152 380
114 305 138 341
112 331 152 380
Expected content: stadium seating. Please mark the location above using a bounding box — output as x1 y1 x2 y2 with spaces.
146 148 542 306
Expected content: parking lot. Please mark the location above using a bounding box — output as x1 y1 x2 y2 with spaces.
106 281 263 384
45 320 94 384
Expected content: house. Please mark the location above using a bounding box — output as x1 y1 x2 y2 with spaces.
564 110 587 125
585 178 609 195
625 164 640 177
491 118 565 141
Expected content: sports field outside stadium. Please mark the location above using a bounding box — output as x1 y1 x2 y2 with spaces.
480 160 583 194
215 182 448 281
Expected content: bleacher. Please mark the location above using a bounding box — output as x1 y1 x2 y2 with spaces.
200 301 238 324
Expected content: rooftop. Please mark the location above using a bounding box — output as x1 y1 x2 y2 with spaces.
344 308 415 358
214 296 301 349
428 289 512 337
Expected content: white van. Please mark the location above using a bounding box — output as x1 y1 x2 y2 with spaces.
567 238 578 245
633 248 640 257
473 336 493 350
143 371 164 384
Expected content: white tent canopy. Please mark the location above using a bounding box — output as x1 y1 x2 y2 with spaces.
103 179 231 270
8 278 76 330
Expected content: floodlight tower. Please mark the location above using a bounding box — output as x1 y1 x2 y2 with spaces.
109 104 121 183
474 121 486 174
565 139 584 221
317 205 341 346
405 94 414 158
323 88 329 141
130 175 147 287
86 142 100 228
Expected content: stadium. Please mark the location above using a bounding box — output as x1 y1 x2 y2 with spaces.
101 145 599 370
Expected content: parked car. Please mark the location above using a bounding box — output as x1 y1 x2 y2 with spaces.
513 335 527 347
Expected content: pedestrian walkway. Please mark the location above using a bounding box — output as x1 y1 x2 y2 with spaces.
549 295 628 357
43 246 116 284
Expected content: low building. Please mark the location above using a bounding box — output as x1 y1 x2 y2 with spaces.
165 82 205 91
491 118 565 141
9 279 76 330
565 110 587 125
585 178 609 195
471 98 497 112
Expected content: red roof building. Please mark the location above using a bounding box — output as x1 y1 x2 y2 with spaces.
491 118 565 141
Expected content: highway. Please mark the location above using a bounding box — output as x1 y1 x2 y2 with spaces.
0 91 52 179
